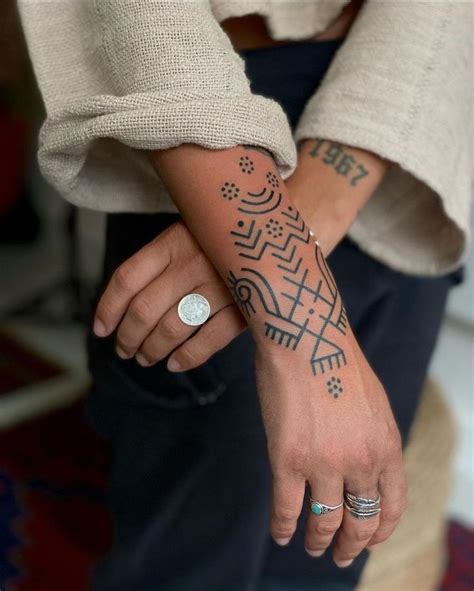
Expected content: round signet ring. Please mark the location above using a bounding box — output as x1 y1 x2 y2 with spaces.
177 293 211 327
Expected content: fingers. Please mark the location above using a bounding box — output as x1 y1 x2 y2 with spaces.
271 473 306 546
305 475 344 558
332 480 380 568
166 305 246 371
136 282 238 367
367 457 407 550
114 266 197 359
93 231 173 337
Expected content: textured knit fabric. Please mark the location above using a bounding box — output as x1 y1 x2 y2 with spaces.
18 0 473 276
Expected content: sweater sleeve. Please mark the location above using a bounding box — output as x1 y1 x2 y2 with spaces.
17 0 297 211
294 0 472 277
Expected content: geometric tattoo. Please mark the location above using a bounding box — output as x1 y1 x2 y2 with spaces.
222 155 348 377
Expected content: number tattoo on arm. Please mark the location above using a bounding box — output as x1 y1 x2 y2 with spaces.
308 138 369 186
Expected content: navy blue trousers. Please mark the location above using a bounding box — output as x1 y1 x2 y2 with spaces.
85 41 460 591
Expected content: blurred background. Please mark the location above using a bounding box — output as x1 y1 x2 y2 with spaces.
0 2 472 590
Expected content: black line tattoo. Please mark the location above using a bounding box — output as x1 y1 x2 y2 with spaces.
307 138 369 187
221 166 348 377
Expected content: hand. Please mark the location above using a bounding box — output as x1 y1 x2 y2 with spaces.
257 329 406 566
93 221 246 371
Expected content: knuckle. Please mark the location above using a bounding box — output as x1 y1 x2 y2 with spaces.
95 300 112 322
315 521 340 536
191 248 207 268
138 342 157 363
113 264 134 292
282 447 310 476
116 336 134 351
159 316 183 340
356 450 377 475
273 506 299 525
176 345 201 369
157 220 184 248
352 526 376 543
129 298 153 324
384 505 404 524
273 526 295 539
370 532 390 545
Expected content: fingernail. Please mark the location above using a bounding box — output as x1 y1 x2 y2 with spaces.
135 354 151 367
306 549 325 558
93 319 107 337
116 346 131 360
167 359 181 372
335 559 353 568
274 537 291 546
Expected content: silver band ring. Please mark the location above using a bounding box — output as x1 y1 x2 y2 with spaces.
310 497 344 516
344 492 380 506
343 502 381 520
343 491 381 520
177 293 211 326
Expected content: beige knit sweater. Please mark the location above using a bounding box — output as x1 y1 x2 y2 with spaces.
18 0 473 276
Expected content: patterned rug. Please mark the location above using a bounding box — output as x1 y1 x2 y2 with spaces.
0 401 111 590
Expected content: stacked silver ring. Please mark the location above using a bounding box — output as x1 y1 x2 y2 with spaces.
343 491 381 520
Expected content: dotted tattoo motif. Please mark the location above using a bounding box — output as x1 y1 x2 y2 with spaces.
239 156 255 174
266 171 279 188
265 218 283 238
220 182 240 201
327 376 343 398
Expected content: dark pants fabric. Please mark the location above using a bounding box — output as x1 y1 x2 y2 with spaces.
85 41 461 591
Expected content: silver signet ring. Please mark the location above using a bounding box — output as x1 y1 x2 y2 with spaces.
177 293 211 326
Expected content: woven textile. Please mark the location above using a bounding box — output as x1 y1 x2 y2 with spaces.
18 0 472 276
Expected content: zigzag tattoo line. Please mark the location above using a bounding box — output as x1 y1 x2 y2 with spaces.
238 229 310 261
277 256 302 275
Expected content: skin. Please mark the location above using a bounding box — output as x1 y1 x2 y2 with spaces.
94 143 406 567
289 139 389 255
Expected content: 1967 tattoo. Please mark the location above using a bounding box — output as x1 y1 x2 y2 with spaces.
220 147 348 381
308 138 369 187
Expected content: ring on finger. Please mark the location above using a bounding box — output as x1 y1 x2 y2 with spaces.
177 293 211 326
343 503 381 519
310 497 344 516
343 491 381 520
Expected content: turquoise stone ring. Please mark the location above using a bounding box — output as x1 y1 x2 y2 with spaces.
310 498 344 516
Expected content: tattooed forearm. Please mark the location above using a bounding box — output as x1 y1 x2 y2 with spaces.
220 153 348 378
308 138 369 187
150 143 348 388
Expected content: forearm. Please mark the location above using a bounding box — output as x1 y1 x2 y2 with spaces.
287 139 389 254
151 144 348 372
